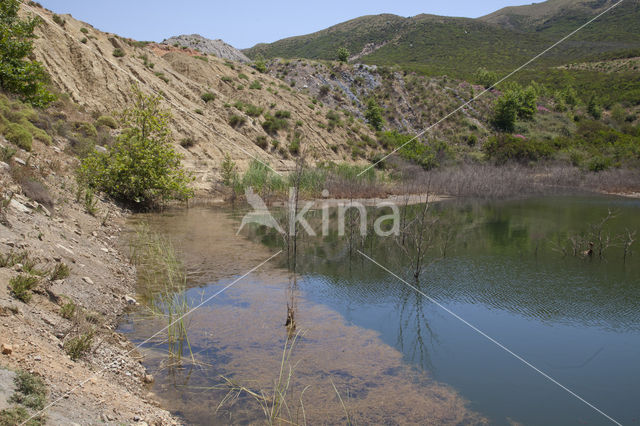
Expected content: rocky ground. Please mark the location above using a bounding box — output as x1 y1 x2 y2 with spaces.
0 136 180 424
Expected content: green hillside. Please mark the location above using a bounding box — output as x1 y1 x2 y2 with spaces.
244 0 640 79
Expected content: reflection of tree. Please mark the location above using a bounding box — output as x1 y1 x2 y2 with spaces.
396 282 438 372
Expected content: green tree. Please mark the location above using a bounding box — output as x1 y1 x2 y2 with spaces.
365 98 384 131
79 87 193 209
492 85 538 131
337 47 349 63
517 85 537 120
474 68 498 89
492 90 520 132
0 0 54 107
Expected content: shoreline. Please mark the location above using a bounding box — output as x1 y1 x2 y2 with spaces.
1 154 180 424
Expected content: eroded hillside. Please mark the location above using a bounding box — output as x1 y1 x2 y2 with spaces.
21 3 384 191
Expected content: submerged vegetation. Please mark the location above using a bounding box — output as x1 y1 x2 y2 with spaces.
130 223 194 363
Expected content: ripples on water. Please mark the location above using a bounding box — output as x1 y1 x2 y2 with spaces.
121 196 640 425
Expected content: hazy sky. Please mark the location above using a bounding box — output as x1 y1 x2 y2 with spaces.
37 0 534 49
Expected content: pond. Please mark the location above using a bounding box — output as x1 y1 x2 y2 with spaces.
119 195 640 425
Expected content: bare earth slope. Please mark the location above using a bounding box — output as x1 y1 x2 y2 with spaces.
23 4 379 191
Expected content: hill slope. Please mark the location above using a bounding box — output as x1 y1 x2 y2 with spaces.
21 3 385 190
244 0 640 77
162 34 250 63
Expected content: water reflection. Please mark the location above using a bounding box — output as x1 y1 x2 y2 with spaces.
121 196 640 425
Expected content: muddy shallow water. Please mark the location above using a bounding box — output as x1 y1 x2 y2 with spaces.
120 196 640 425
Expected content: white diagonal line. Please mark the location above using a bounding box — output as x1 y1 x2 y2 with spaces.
357 249 622 426
24 3 283 176
20 250 282 425
358 0 625 176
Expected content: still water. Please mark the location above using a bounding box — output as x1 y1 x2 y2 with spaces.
120 196 640 425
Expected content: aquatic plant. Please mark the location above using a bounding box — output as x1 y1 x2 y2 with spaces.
130 224 194 363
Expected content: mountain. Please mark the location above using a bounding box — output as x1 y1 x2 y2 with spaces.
244 0 640 78
162 34 250 63
479 0 616 29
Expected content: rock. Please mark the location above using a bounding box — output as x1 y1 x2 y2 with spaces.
82 277 94 285
100 248 109 253
9 199 32 213
34 355 41 361
1 344 12 355
13 157 26 166
94 145 108 154
143 374 154 384
56 244 75 256
0 161 9 172
124 295 138 305
162 34 250 62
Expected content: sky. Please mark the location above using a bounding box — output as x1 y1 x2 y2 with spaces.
37 0 535 49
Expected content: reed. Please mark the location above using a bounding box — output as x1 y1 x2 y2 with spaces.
130 223 194 363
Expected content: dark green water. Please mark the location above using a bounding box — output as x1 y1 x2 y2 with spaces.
121 195 640 425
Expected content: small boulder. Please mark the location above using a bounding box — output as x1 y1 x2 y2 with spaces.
82 276 94 285
143 374 154 384
1 343 12 355
124 295 138 305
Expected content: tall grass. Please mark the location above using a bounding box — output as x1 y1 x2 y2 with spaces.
231 160 386 200
129 224 194 363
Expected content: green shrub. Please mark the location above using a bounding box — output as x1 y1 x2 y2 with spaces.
475 67 498 89
180 137 196 148
249 81 262 90
112 48 125 58
10 274 39 303
587 156 611 172
60 298 76 319
80 27 88 34
52 14 65 26
3 123 33 151
50 263 70 280
337 47 350 63
289 139 300 155
9 371 47 410
80 37 88 44
95 115 117 129
238 73 249 80
274 110 291 119
0 0 55 107
221 76 233 83
262 115 288 135
78 87 193 209
244 104 264 117
221 153 237 186
365 99 384 131
483 134 553 165
253 57 267 73
228 114 246 128
154 72 169 83
201 92 216 103
255 135 268 149
64 331 94 360
72 121 97 138
0 145 17 162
